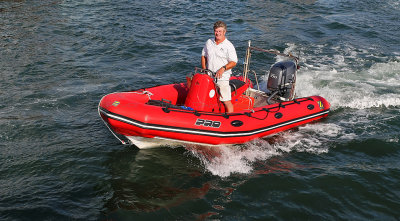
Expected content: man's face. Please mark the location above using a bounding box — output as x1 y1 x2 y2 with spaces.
214 27 226 42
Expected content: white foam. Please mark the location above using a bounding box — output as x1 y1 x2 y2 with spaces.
184 122 353 177
185 144 272 177
295 54 400 109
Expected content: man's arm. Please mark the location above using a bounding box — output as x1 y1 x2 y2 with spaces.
224 61 237 70
216 61 237 79
201 56 207 69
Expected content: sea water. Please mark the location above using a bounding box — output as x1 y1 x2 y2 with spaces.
1 0 399 220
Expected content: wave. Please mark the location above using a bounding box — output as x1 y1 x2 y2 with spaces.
278 44 400 110
184 122 353 177
297 61 400 109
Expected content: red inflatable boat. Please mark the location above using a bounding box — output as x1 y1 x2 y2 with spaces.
98 43 330 148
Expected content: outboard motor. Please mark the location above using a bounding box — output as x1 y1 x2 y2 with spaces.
267 61 297 102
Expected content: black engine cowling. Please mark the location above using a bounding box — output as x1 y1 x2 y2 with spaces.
267 61 297 101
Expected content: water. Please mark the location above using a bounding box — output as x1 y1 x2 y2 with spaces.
1 0 399 220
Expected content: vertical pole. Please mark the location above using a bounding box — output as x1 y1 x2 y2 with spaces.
243 40 251 95
243 40 251 83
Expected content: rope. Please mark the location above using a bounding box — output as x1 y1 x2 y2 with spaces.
153 97 311 121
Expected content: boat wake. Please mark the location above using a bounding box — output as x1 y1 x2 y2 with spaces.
295 46 400 110
185 121 352 177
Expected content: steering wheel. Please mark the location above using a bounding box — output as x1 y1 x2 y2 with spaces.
201 69 216 77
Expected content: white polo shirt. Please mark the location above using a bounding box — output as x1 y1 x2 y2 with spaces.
201 38 238 81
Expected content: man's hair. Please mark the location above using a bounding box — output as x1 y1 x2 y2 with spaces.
213 21 227 31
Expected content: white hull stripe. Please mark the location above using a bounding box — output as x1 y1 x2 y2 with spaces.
99 107 329 138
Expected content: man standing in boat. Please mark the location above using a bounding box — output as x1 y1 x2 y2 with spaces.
201 21 238 113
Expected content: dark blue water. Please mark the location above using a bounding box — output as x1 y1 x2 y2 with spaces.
1 0 399 220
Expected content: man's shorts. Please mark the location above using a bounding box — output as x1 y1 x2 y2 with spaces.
217 80 231 102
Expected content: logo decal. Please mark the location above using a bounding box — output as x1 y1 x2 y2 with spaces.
195 119 221 128
112 101 120 107
270 74 278 79
209 89 215 98
317 101 324 110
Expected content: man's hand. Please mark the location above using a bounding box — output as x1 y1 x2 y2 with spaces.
216 67 225 79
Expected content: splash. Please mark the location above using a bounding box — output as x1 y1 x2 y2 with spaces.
283 43 400 110
185 144 266 177
296 61 400 109
184 122 350 177
184 140 305 178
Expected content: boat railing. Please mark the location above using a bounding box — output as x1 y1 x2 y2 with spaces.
242 40 299 95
